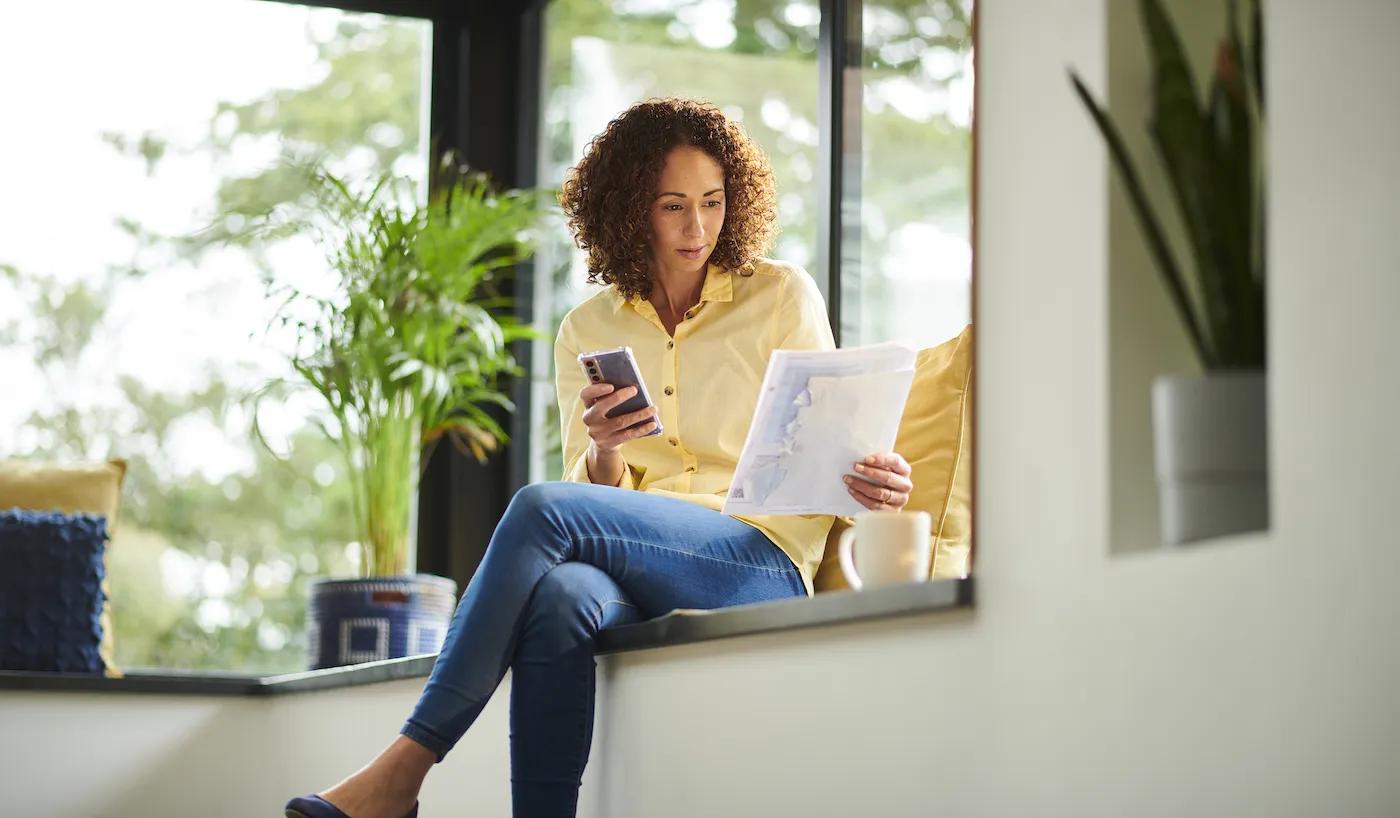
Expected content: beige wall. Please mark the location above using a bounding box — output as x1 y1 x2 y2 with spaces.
6 1 1400 816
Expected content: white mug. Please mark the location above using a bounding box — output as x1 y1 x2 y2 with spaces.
837 511 933 590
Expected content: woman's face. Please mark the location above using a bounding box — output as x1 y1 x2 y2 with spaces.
648 146 726 279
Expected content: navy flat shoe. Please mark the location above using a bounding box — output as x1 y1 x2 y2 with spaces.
284 795 418 818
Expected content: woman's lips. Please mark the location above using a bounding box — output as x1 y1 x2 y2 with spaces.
678 247 706 260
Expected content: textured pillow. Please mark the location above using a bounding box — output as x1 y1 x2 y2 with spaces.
0 459 126 674
0 509 110 673
815 325 973 592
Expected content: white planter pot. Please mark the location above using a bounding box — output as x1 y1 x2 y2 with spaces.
1151 371 1269 545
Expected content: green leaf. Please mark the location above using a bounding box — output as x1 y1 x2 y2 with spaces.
1248 0 1264 112
1069 73 1214 367
388 357 424 382
1207 20 1262 367
251 155 548 576
1138 0 1238 365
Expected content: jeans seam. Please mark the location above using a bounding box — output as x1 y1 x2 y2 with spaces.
571 646 591 808
598 598 637 612
571 534 796 574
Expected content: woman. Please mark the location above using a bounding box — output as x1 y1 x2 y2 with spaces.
286 97 913 818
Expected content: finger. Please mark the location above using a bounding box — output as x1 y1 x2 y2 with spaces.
844 475 898 505
845 473 901 504
580 383 615 406
621 419 660 441
860 452 911 477
582 386 639 423
605 405 658 434
877 484 907 509
851 463 914 494
598 419 659 449
586 403 656 442
846 485 889 511
592 385 638 414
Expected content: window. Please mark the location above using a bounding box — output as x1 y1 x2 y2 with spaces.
0 1 431 672
530 0 823 483
840 0 974 348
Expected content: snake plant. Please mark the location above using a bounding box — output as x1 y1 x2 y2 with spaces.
1071 0 1265 370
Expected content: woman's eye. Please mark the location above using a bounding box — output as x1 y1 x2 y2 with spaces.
705 200 723 207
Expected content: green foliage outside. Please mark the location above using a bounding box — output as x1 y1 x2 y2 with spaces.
2 0 970 672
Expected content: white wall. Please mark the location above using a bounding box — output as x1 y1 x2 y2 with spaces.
593 1 1400 816
7 2 1400 816
0 693 274 817
0 679 528 818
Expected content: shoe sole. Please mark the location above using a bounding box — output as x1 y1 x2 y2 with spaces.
285 803 416 817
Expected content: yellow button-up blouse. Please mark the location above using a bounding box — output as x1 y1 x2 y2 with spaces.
553 259 837 594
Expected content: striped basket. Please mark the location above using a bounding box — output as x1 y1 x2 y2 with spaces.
306 574 458 670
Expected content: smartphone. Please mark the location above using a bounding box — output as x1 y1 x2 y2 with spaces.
577 346 664 437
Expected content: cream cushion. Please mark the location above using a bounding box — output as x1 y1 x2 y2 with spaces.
0 459 127 674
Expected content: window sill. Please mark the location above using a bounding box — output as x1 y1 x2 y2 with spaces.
0 577 972 697
596 575 972 652
0 656 440 697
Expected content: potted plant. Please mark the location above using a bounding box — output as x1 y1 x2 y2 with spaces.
253 153 546 668
1070 0 1267 545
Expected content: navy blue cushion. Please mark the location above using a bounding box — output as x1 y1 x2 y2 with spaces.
0 508 109 673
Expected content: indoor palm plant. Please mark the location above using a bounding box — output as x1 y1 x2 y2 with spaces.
254 153 545 667
1070 0 1267 544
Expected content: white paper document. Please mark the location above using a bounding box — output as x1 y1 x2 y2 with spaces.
722 342 917 517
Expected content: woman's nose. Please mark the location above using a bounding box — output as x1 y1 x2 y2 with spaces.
683 210 703 237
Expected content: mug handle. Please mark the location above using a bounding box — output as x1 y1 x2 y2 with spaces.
838 527 862 591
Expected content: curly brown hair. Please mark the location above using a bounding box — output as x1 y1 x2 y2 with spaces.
558 97 779 301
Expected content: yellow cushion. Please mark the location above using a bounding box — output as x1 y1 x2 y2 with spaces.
814 326 974 592
0 459 127 675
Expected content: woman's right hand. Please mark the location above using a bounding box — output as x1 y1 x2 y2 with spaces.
580 383 659 453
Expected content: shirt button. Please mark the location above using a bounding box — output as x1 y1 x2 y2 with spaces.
685 311 694 319
667 341 675 350
686 466 696 473
668 437 679 447
664 386 674 396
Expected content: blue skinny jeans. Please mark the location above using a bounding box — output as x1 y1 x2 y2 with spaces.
400 481 806 817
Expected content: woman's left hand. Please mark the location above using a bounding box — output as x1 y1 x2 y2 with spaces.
844 452 914 512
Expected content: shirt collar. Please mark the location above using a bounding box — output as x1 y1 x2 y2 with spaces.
612 264 733 313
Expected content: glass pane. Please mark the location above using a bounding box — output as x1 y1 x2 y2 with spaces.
0 2 431 672
840 0 974 348
530 0 822 484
